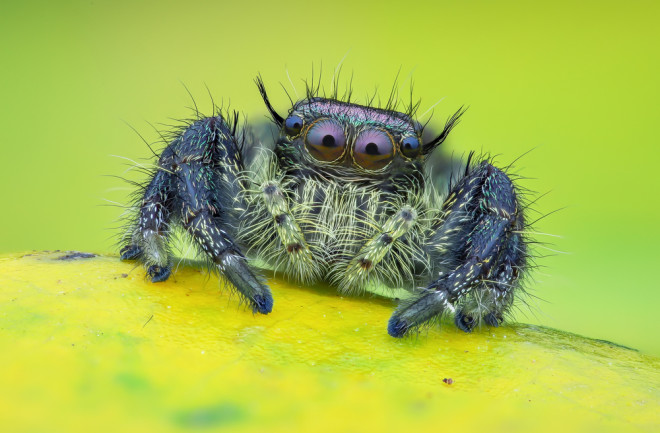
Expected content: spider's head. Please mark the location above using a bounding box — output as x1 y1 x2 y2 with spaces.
256 77 464 187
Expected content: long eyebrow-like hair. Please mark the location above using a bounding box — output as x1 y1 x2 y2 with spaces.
421 107 467 155
256 75 284 127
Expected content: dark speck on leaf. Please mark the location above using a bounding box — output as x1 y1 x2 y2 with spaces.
57 251 96 260
443 378 454 385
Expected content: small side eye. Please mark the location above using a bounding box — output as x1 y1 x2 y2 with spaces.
284 115 304 136
304 119 346 162
353 129 394 170
401 136 420 158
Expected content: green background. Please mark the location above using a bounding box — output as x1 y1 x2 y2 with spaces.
1 0 658 355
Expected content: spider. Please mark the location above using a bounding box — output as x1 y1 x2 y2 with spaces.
119 76 528 338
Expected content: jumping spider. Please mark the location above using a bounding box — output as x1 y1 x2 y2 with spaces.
120 77 528 337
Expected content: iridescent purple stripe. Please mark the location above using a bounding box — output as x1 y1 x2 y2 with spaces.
298 100 416 134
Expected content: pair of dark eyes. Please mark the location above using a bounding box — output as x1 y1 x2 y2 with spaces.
285 116 420 169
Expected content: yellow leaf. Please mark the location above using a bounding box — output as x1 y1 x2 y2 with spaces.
0 251 658 432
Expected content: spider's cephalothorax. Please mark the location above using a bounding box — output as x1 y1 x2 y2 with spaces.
120 77 528 337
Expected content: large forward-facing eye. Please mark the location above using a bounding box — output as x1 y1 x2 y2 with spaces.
304 119 346 162
353 129 394 170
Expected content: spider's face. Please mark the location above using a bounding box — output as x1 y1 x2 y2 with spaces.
257 78 463 186
277 98 424 180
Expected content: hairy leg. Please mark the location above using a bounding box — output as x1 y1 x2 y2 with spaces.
388 160 526 337
120 169 173 282
121 115 272 314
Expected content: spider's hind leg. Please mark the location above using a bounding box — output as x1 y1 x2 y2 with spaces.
120 167 174 283
388 160 526 337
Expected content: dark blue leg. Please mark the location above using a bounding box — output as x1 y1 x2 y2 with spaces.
121 169 174 283
121 115 272 314
388 160 526 337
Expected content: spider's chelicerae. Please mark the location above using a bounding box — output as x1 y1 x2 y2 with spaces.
120 77 530 338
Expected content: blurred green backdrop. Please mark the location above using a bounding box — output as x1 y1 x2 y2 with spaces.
1 0 658 355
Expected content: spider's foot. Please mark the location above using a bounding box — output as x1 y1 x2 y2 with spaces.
147 264 172 283
387 316 411 338
219 254 274 315
454 310 475 333
252 292 274 315
484 312 502 328
120 245 142 261
387 289 447 338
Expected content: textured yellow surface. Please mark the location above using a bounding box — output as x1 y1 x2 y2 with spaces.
0 251 658 433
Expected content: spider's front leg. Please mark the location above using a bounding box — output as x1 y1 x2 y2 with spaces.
388 160 526 337
120 115 273 314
